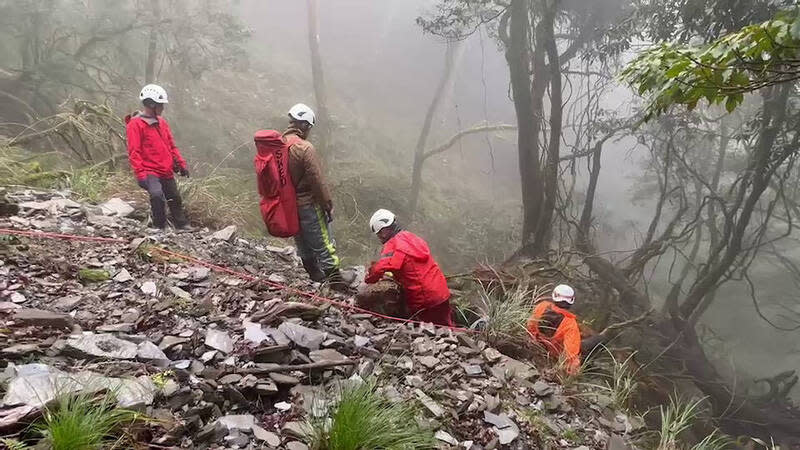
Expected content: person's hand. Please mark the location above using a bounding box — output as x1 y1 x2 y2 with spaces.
179 167 189 177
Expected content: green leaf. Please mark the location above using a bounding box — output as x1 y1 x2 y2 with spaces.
725 95 738 113
665 60 690 79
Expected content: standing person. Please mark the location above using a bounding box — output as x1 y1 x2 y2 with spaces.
365 209 453 326
284 103 343 286
125 84 190 230
527 284 582 374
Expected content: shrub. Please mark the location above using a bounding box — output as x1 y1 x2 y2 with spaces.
304 381 436 450
36 390 144 450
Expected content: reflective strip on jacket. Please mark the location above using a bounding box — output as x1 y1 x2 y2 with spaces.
365 230 450 313
527 300 581 374
125 114 186 180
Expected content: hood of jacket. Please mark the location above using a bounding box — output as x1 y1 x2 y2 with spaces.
389 231 432 260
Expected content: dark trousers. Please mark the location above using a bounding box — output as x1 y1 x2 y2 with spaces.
138 175 187 229
294 203 340 281
410 299 454 327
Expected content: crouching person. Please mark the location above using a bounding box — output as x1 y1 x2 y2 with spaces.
125 84 190 230
527 284 582 375
365 209 453 327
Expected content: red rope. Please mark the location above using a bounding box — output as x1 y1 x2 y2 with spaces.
0 228 126 243
0 227 475 334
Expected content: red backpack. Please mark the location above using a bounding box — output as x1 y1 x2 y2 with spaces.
254 130 300 237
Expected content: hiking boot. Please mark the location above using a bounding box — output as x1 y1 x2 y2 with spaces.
324 269 350 293
302 259 325 282
174 224 196 233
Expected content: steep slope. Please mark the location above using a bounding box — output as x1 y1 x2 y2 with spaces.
0 189 643 449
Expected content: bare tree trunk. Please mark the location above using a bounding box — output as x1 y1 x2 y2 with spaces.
144 0 160 84
408 42 460 219
503 0 547 254
534 1 561 254
307 0 331 159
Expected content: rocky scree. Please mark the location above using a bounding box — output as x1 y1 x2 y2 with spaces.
0 189 644 449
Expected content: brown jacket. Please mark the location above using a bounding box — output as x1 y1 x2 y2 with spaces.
284 127 332 209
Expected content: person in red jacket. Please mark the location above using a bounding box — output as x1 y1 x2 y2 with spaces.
125 84 189 229
365 209 453 326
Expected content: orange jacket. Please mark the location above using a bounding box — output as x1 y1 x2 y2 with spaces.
527 300 581 374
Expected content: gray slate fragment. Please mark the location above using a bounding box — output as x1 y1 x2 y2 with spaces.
278 322 325 350
140 281 157 296
211 225 237 241
96 323 134 333
159 336 189 350
532 380 554 396
13 308 73 329
252 425 281 446
66 333 138 359
484 412 519 444
606 434 634 450
1 364 155 409
99 198 134 217
113 268 133 282
418 355 440 369
269 373 300 386
243 320 269 345
435 430 459 445
217 414 256 431
308 348 347 362
169 286 191 300
53 295 83 311
414 389 445 417
205 329 233 353
137 341 169 361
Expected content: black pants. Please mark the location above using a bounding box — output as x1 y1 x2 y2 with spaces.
138 175 187 228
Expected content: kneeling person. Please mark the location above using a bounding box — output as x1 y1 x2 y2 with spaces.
527 284 582 374
365 209 453 326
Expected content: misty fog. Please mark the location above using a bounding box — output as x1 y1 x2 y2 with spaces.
2 0 799 445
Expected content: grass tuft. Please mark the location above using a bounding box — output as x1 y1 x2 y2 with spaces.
178 169 261 231
304 381 436 450
0 438 30 450
471 281 541 342
36 390 144 450
656 395 719 450
579 348 639 410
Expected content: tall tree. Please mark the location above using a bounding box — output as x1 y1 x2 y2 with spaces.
571 0 800 441
419 0 631 255
144 0 161 84
409 42 461 218
307 0 332 159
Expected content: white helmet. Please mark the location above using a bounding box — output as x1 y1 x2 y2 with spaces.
139 84 169 104
288 103 315 126
552 284 575 305
369 209 396 234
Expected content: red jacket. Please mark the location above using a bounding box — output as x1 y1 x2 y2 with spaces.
366 231 450 313
125 113 187 180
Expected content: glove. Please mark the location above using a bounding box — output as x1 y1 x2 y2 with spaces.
179 167 189 177
325 206 334 223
